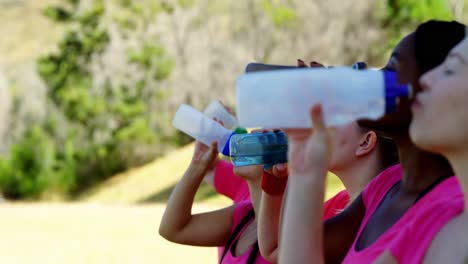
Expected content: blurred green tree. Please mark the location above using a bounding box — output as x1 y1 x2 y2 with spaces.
376 0 455 56
0 0 177 198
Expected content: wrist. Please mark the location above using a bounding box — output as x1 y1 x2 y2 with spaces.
186 163 209 177
288 160 328 179
288 170 327 187
261 170 288 196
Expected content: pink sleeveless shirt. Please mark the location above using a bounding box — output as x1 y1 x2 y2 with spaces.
342 164 464 264
214 160 250 203
323 189 350 220
220 200 270 264
214 160 251 260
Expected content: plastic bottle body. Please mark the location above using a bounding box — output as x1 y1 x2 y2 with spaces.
172 104 232 153
236 67 386 128
203 100 238 130
229 131 288 167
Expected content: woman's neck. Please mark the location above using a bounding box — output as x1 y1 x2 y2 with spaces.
396 136 454 193
446 151 468 211
335 157 380 201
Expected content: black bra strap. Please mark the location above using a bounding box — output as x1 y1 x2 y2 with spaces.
246 241 259 264
414 174 454 204
220 208 255 264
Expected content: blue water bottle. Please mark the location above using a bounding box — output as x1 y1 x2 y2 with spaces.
229 131 288 167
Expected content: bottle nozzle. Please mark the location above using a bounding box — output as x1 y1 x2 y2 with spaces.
383 70 412 113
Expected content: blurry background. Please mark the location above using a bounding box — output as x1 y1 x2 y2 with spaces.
0 0 465 263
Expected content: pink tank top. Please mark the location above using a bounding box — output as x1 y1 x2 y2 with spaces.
323 189 350 220
214 160 250 203
342 164 464 264
214 160 251 261
220 200 270 264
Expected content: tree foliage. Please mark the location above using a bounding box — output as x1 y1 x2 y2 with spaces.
0 0 176 198
0 0 460 199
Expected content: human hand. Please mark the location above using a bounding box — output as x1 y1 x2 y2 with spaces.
297 59 324 68
190 141 219 172
233 129 272 180
285 104 334 177
219 101 236 118
265 163 288 179
190 118 224 171
233 164 264 181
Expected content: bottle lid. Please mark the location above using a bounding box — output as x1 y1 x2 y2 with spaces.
383 70 412 113
221 131 236 156
221 127 247 156
234 127 248 134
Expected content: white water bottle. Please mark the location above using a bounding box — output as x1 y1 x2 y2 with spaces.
236 67 411 128
203 100 238 130
172 104 233 154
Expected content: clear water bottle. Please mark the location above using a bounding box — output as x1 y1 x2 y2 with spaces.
172 104 233 154
229 131 288 167
236 67 411 128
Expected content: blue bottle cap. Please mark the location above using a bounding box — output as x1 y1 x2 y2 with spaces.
220 128 246 156
383 70 412 113
221 131 236 156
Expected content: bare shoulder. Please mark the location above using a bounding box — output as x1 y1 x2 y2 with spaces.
424 213 468 264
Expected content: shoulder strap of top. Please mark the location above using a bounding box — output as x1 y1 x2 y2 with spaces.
414 175 454 204
220 208 255 264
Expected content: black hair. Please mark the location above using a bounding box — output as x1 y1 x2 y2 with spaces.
375 133 399 169
415 20 466 74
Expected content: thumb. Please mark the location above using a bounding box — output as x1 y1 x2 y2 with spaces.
297 59 307 68
207 141 218 159
310 104 326 132
273 163 288 178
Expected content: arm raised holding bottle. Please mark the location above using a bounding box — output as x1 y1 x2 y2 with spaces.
158 140 236 246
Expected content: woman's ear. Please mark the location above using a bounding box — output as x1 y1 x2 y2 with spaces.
355 131 377 157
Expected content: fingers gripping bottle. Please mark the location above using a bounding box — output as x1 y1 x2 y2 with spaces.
203 100 238 130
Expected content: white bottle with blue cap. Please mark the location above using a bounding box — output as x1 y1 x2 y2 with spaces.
172 104 288 167
172 104 234 155
236 67 412 128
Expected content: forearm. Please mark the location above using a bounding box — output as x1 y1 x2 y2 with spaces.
258 192 284 263
159 164 206 240
203 168 215 186
279 172 326 264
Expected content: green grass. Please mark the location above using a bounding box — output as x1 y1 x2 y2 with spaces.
80 143 231 205
0 203 220 263
0 145 344 263
81 143 344 204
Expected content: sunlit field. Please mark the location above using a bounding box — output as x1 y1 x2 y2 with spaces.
0 143 343 263
0 203 220 263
